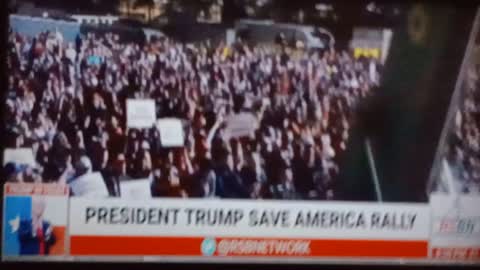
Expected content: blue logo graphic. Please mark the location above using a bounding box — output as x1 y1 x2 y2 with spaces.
201 238 216 256
3 196 32 256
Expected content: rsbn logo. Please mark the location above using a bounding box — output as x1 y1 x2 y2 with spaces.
438 218 480 235
201 238 216 256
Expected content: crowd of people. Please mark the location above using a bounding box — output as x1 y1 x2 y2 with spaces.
444 45 480 194
5 21 382 200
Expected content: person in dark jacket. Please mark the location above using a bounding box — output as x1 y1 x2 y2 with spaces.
213 147 249 198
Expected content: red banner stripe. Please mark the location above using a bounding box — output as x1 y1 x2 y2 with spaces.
70 236 428 258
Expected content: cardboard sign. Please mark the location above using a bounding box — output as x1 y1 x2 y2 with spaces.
3 148 36 167
120 178 152 199
69 172 109 198
156 118 184 147
127 99 156 128
225 113 258 139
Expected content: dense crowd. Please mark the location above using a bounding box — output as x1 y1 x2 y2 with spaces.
5 24 381 199
445 46 480 194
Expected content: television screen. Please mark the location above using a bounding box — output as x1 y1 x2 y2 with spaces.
2 0 479 264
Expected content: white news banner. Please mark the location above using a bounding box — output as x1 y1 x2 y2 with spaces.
69 198 430 241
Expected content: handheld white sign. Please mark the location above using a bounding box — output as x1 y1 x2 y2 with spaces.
3 148 36 167
127 99 156 128
120 178 152 199
69 172 109 197
156 118 184 147
225 113 258 139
